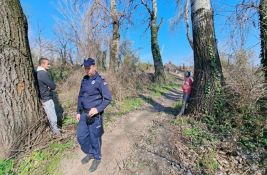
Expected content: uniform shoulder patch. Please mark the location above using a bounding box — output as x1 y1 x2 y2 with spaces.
98 74 107 85
99 75 105 80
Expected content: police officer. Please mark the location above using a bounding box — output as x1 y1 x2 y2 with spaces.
75 58 112 173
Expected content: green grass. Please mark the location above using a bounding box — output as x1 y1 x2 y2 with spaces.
197 150 219 175
149 81 181 97
171 117 217 148
62 115 77 127
173 100 183 111
119 97 144 114
0 159 15 175
17 139 74 175
183 126 215 147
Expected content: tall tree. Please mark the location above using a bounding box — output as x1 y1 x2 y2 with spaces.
0 0 43 158
188 0 224 115
260 0 267 80
141 0 166 83
109 0 137 71
110 0 120 71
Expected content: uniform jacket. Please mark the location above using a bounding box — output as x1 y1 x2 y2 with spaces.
77 72 112 114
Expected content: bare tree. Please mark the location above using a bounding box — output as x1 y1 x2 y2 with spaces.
47 27 74 66
109 0 137 71
0 0 43 158
187 0 224 115
141 0 166 83
55 0 110 64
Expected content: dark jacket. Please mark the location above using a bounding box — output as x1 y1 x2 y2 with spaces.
37 67 56 102
77 72 112 114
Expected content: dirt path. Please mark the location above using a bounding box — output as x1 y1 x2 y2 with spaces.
59 87 182 175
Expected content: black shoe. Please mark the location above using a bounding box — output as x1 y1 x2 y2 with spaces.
81 154 93 164
89 159 101 173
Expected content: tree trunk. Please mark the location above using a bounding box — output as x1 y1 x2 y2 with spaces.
68 51 74 65
260 0 267 81
151 0 165 83
0 0 43 158
110 0 120 71
97 50 107 71
188 0 224 115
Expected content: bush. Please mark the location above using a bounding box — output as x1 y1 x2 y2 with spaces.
202 50 267 152
49 65 77 84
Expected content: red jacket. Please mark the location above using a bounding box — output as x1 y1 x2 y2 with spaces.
182 78 193 94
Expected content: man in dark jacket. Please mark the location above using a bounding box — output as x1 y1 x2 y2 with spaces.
37 57 60 135
76 58 112 173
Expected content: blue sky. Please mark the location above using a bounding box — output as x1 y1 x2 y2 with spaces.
20 0 261 66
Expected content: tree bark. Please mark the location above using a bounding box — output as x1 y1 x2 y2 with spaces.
110 0 120 71
260 0 267 81
188 0 224 115
0 0 43 158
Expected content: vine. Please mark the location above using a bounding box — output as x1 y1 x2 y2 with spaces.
203 45 224 116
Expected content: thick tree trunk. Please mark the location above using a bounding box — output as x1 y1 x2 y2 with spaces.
260 0 267 81
0 0 43 158
151 0 165 83
188 0 224 115
110 0 120 71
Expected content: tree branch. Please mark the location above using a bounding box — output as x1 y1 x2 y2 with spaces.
157 17 163 31
184 0 193 49
141 0 152 15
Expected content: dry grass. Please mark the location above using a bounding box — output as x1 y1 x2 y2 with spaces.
57 65 153 114
223 61 266 111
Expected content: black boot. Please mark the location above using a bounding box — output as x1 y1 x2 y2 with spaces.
89 159 101 173
81 154 93 164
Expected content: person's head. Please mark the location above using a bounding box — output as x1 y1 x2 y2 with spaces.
39 57 50 70
184 71 190 78
82 58 96 77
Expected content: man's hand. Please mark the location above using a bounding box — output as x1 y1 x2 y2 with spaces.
88 108 98 117
76 113 81 121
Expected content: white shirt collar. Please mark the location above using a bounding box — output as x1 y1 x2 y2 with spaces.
37 66 46 71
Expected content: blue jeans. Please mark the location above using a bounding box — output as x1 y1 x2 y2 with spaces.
42 99 60 134
178 94 190 116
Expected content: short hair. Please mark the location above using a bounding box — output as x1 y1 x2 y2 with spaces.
184 71 190 77
39 57 49 66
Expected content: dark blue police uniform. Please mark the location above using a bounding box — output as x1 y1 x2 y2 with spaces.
76 70 112 160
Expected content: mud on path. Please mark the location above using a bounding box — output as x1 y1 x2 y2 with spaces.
59 86 183 175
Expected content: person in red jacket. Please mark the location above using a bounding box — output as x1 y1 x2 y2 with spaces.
177 71 193 116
